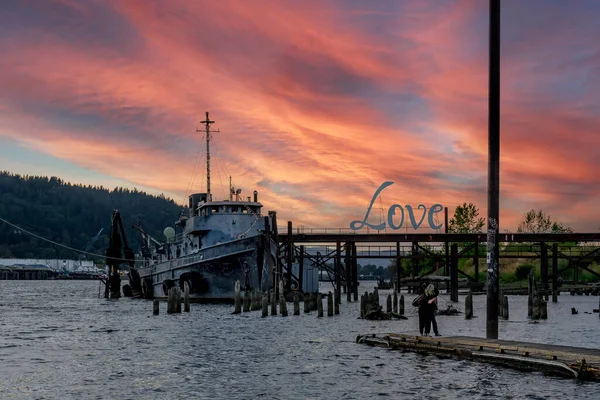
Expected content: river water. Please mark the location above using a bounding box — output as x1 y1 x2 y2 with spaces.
1 280 599 399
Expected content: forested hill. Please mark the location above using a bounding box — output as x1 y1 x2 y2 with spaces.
0 171 184 261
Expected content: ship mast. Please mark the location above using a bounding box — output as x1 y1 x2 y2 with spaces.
196 112 219 200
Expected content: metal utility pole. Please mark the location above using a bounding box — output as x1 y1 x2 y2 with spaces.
486 0 501 339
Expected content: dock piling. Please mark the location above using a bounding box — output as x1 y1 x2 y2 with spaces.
243 290 251 312
175 287 181 313
502 295 509 320
153 299 159 315
280 293 288 317
360 294 365 318
234 280 241 314
327 291 333 316
304 293 310 313
270 290 277 316
293 294 300 315
393 291 398 313
184 282 190 312
261 294 268 318
465 292 473 319
317 293 324 317
386 294 392 313
334 291 340 315
399 295 404 315
540 299 548 320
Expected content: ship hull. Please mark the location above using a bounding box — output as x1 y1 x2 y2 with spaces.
136 235 276 301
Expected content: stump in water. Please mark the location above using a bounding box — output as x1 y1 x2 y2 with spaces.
437 305 462 316
362 305 408 320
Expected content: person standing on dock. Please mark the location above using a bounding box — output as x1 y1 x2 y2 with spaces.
423 284 440 337
414 283 428 335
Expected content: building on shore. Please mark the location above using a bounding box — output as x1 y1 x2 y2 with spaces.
0 258 95 272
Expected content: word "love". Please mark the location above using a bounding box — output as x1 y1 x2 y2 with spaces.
350 181 444 231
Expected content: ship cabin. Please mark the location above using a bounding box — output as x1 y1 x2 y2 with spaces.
168 191 266 257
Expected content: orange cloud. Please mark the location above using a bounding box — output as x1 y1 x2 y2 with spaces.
1 0 600 231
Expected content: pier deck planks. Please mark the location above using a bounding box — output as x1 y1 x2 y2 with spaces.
357 333 600 381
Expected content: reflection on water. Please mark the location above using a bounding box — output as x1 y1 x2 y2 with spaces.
0 280 599 399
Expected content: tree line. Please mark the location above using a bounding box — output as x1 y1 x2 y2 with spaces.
0 171 183 261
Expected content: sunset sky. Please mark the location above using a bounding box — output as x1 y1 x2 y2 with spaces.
1 0 600 232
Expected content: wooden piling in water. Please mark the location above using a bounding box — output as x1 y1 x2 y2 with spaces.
261 294 268 318
527 273 533 317
167 287 174 314
234 280 242 314
540 299 548 320
317 293 323 317
399 295 404 315
293 294 300 315
386 294 392 313
243 291 251 312
334 290 340 315
304 293 310 313
175 287 182 313
465 292 473 320
360 294 365 318
184 282 190 313
552 243 559 303
254 291 263 310
502 295 509 320
532 295 541 320
280 294 288 317
327 291 333 317
393 291 398 313
311 292 318 312
153 299 159 316
270 290 277 316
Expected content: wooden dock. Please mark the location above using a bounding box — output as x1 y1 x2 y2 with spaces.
357 333 600 382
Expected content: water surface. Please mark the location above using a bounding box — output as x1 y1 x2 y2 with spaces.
1 280 599 399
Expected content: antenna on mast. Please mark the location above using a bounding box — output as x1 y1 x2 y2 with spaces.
196 111 219 201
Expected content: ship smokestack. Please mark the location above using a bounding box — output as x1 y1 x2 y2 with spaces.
253 190 258 202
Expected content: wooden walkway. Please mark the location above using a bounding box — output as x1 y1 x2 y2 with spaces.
357 333 600 381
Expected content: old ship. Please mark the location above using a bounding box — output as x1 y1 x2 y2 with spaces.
119 112 278 301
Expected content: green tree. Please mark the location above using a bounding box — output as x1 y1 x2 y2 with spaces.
448 203 485 233
517 209 572 233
